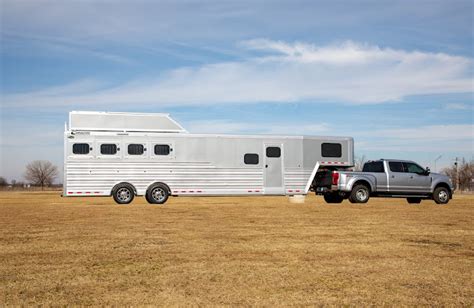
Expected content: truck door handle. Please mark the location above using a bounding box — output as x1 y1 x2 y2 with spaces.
410 176 414 179
391 175 395 178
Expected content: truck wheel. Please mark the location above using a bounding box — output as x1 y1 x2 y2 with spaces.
146 183 169 204
433 187 450 205
349 185 370 203
323 193 344 204
112 184 135 204
407 197 421 204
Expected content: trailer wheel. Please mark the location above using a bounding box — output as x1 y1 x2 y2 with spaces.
112 184 135 204
146 183 169 204
349 184 370 203
433 187 450 205
407 197 422 204
323 193 344 204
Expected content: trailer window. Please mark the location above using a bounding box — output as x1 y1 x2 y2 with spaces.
321 143 342 157
128 144 144 155
362 161 384 173
73 143 90 155
101 144 117 155
154 144 170 156
266 147 281 158
244 153 259 165
389 162 404 172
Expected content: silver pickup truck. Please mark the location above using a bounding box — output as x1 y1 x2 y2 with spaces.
312 159 454 204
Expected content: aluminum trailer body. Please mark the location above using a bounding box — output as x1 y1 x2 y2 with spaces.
63 111 354 204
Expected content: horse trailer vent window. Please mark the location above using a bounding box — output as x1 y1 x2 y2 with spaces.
244 153 259 165
321 143 342 157
266 147 281 158
101 144 117 155
128 144 144 155
155 144 170 155
73 143 90 154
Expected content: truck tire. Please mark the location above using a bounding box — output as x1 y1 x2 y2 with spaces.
146 183 170 204
349 184 370 203
433 187 450 205
323 193 344 204
407 197 421 204
112 183 135 204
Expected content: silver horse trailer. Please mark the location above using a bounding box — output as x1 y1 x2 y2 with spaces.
63 111 354 204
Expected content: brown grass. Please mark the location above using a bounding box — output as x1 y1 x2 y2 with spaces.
0 191 473 306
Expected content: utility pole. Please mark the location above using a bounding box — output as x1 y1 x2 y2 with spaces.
454 157 460 192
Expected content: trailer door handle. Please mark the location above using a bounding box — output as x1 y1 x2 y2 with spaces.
265 165 268 168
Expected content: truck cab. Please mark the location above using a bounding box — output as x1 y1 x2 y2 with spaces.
312 159 454 204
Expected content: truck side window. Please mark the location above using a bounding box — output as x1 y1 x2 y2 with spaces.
362 161 384 172
322 143 342 157
404 162 425 174
389 162 404 172
73 143 90 154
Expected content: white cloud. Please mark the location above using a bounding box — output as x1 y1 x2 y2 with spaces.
3 40 472 109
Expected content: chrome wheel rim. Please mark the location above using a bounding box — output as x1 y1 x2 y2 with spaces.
438 190 448 202
117 188 131 202
152 187 166 202
356 189 368 201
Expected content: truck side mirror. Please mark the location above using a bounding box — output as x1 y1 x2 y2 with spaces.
425 167 430 175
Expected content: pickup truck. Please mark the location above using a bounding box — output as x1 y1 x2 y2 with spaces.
312 159 454 204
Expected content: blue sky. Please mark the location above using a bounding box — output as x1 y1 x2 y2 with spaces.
1 0 473 182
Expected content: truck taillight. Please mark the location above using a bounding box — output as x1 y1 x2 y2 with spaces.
332 172 339 185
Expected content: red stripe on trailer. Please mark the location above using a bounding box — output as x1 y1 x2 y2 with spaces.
248 190 252 192
68 192 72 195
85 192 91 194
181 191 186 193
255 190 260 193
288 190 293 192
77 192 82 194
189 190 194 193
295 190 301 192
94 192 101 194
197 190 202 193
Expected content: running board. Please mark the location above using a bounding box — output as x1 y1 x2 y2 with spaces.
379 194 430 198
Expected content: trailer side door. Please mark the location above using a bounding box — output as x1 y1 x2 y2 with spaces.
264 143 284 194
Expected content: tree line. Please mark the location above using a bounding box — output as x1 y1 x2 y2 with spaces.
0 160 59 190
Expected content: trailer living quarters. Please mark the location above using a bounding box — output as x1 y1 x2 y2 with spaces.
63 111 354 204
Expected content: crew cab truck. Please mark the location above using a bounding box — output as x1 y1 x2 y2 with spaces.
312 159 454 204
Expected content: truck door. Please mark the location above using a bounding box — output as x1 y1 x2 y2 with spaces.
403 162 431 193
387 161 413 192
264 144 284 194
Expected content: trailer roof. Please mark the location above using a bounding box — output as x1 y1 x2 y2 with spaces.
69 111 187 133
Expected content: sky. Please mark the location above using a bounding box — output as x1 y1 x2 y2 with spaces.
0 0 473 183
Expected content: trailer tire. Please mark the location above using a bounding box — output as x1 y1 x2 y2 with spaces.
433 186 450 205
407 197 422 204
349 184 370 203
146 183 170 204
323 193 344 204
112 183 135 204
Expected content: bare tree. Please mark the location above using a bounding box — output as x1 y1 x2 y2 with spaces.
354 155 367 171
24 160 59 190
442 158 474 192
0 177 7 186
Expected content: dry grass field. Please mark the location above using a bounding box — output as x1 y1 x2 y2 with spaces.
0 191 473 306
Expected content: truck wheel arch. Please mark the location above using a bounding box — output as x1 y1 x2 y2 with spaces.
351 180 372 193
433 182 452 197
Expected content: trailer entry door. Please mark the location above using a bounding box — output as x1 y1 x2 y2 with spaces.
264 144 284 194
